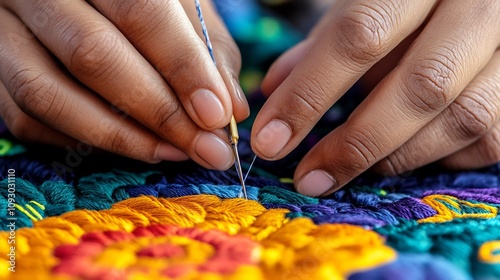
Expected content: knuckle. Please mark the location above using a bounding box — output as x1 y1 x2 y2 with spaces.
337 2 392 64
449 96 496 139
211 33 241 69
403 52 459 113
104 126 135 153
111 0 169 32
8 67 61 118
337 127 383 173
378 152 408 176
27 1 61 24
68 28 122 79
285 74 330 127
113 0 153 22
152 100 182 133
160 50 203 83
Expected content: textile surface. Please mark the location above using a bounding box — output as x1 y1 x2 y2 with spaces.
1 122 499 279
1 1 500 279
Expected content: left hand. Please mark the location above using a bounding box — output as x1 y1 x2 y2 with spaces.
252 0 500 196
0 0 248 170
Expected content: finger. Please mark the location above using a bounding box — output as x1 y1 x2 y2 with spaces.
5 0 234 169
261 39 315 97
252 0 437 160
375 50 500 175
360 27 423 94
441 122 500 170
86 0 234 128
260 0 352 97
0 80 78 147
262 0 432 98
294 0 500 197
0 7 188 163
179 0 250 121
262 18 423 98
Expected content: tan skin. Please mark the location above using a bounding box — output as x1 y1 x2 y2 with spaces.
256 0 500 196
0 0 249 170
1 0 499 197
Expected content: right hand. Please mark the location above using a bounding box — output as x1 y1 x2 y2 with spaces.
0 0 249 170
253 0 500 196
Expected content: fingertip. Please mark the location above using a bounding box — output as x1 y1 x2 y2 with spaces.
191 88 231 129
252 119 292 160
194 132 234 170
295 169 338 197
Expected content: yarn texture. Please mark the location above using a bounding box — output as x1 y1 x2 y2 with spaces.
0 124 499 279
1 1 500 278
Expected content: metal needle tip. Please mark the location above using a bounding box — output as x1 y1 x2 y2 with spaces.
232 143 248 199
195 0 247 199
228 116 247 199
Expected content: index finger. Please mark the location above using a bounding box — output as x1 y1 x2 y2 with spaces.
88 0 234 130
251 0 436 160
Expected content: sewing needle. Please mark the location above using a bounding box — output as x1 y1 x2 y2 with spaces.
228 116 248 199
194 0 248 199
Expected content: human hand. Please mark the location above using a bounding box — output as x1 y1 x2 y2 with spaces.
253 0 500 196
0 0 249 170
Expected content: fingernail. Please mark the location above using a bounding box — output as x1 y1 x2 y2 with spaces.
191 89 225 128
255 119 291 158
231 77 250 118
195 132 233 170
297 170 337 197
155 142 189 162
226 71 250 119
229 75 247 104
